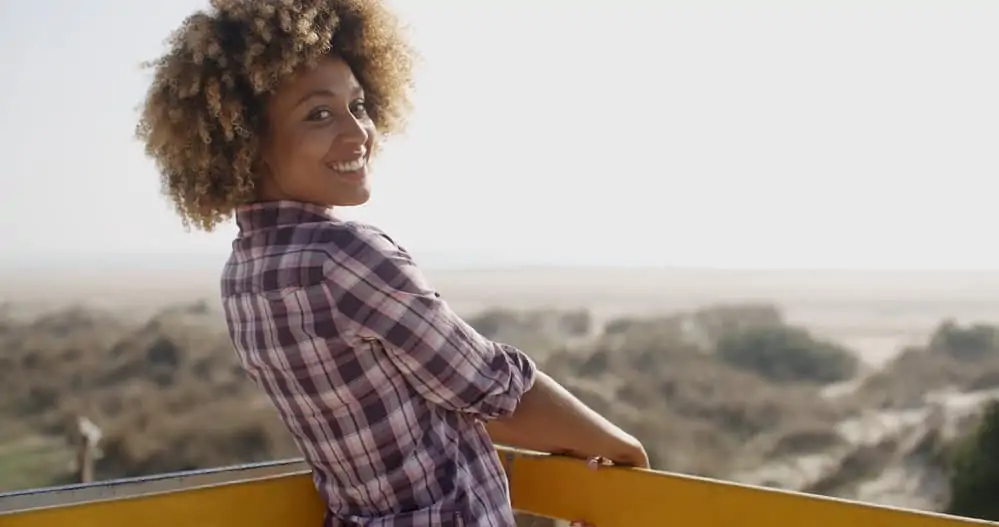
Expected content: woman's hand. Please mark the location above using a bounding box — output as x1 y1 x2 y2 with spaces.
607 434 650 468
553 435 650 469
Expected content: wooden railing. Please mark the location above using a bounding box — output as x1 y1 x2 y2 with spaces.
0 447 995 526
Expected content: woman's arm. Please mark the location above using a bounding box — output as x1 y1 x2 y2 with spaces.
326 223 536 420
327 223 647 467
484 415 558 453
487 371 649 468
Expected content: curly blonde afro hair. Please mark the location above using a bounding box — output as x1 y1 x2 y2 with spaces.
136 0 414 231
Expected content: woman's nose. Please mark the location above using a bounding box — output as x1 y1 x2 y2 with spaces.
339 115 370 145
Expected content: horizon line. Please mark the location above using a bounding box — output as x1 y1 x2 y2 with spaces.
2 261 999 275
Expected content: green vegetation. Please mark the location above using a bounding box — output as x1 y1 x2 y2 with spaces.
0 436 74 491
931 320 999 361
946 400 999 522
716 325 859 384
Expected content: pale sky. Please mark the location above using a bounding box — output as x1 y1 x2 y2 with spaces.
2 1 998 270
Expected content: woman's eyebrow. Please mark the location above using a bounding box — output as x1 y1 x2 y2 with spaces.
294 85 365 108
294 89 338 107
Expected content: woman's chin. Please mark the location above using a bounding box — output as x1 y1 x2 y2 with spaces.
327 182 371 207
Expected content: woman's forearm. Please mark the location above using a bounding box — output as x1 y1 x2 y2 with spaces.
487 370 649 467
484 418 559 452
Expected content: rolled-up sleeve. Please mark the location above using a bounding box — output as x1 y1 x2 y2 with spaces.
324 223 536 419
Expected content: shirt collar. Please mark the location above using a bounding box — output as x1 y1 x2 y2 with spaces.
234 200 335 234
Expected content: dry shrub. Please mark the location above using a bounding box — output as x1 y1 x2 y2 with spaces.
855 320 999 409
542 306 850 477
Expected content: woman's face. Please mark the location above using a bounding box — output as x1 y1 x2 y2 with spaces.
258 55 376 207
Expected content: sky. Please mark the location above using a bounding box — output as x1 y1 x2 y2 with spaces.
1 1 998 270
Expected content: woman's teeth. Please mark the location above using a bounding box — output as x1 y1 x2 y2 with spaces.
329 157 366 172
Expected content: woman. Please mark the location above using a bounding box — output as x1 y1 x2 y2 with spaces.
137 1 648 525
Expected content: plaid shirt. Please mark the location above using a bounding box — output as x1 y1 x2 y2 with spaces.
220 200 536 527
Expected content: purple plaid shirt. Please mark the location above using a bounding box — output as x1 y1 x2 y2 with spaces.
220 200 536 527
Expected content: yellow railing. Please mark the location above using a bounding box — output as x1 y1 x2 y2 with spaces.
0 447 995 526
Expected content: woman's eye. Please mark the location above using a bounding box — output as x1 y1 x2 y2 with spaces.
307 108 332 121
351 100 368 117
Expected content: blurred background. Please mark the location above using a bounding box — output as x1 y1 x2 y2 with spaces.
1 0 998 523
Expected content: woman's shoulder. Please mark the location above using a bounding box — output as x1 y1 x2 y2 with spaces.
292 219 395 252
314 221 428 293
301 220 404 269
341 220 396 243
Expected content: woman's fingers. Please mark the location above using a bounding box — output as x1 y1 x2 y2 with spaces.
587 456 612 470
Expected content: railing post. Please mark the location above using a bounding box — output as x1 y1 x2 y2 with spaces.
73 416 102 484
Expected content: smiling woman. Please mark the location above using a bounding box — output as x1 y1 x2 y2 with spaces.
135 1 646 526
135 0 413 231
256 56 377 208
